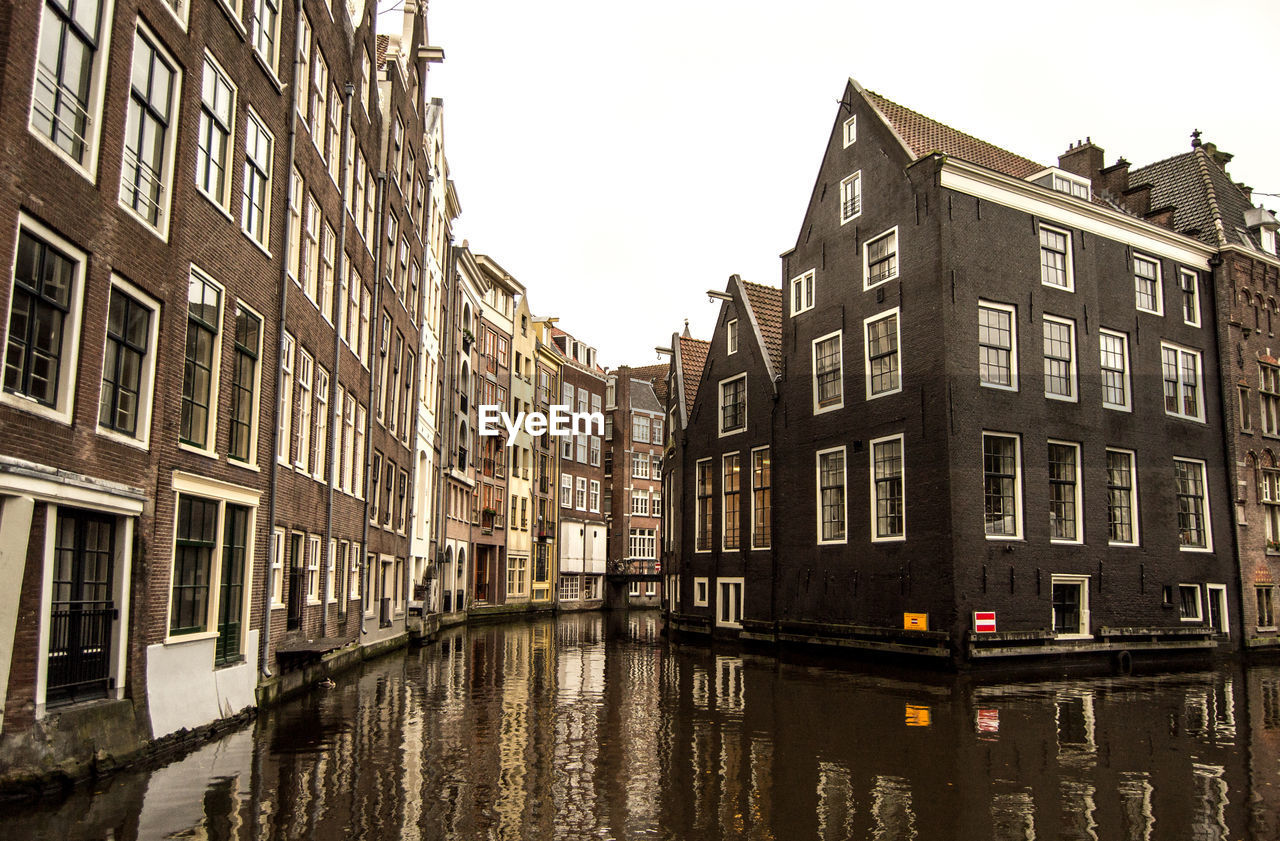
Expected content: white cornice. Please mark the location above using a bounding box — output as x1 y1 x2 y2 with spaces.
939 158 1215 269
1221 243 1280 271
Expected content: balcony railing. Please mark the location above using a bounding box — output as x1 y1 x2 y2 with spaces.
120 146 166 224
842 193 861 219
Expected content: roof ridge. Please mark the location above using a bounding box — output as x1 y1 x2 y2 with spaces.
1193 148 1229 247
1129 148 1197 179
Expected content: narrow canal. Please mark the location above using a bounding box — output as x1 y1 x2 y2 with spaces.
5 612 1280 840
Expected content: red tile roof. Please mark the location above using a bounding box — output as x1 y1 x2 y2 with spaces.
626 363 670 407
678 336 709 412
740 281 783 372
862 87 1044 179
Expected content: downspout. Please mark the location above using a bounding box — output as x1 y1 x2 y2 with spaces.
261 3 305 677
361 170 389 634
321 82 355 638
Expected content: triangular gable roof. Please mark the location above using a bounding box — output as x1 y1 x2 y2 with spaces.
677 335 709 425
740 280 783 373
855 80 1045 180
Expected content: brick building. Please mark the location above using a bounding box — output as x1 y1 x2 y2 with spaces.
605 365 667 606
531 317 562 604
666 80 1239 665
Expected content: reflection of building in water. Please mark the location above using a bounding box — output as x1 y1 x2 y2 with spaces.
1192 763 1230 840
716 654 745 713
1117 772 1155 841
1249 671 1280 838
748 738 776 841
135 729 254 840
990 788 1036 841
495 630 530 839
1054 688 1097 763
1058 779 1098 841
871 775 916 841
817 760 855 841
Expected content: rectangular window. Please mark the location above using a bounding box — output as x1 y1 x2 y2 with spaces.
196 55 235 210
631 451 649 479
1174 458 1211 550
31 0 108 170
1180 270 1200 327
181 270 222 449
723 453 741 550
719 375 746 435
241 109 273 248
1039 225 1072 290
865 309 901 398
1242 385 1254 432
752 447 770 549
1263 469 1280 549
1162 343 1204 422
983 432 1021 538
631 489 649 516
296 350 312 471
1261 364 1280 434
1051 575 1090 638
590 435 601 466
979 302 1016 390
306 534 320 602
840 171 861 223
864 227 899 288
696 459 713 551
1179 584 1203 622
843 115 857 147
270 528 284 608
589 480 600 513
717 578 744 628
278 333 294 464
228 305 261 463
313 366 329 481
633 416 650 443
576 477 587 510
817 447 846 544
171 495 217 635
693 577 709 607
1106 449 1138 546
1048 441 1081 543
1257 586 1276 629
120 27 180 234
811 331 843 411
727 319 738 355
98 282 155 439
1134 255 1162 315
252 0 280 71
1099 329 1130 410
560 473 572 507
629 528 656 559
354 404 366 498
871 435 904 540
1042 316 1076 401
790 270 814 316
341 392 355 493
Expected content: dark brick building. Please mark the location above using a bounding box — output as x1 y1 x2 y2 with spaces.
605 364 666 606
666 80 1239 665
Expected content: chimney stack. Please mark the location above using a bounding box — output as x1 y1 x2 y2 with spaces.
1058 138 1105 182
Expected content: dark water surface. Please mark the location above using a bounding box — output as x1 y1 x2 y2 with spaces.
5 611 1280 840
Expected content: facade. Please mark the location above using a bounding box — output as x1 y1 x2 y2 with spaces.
551 328 607 608
505 292 537 608
531 318 562 604
606 365 667 607
661 330 709 615
666 80 1240 665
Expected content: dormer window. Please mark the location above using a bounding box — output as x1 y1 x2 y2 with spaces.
1030 168 1091 201
1263 228 1277 256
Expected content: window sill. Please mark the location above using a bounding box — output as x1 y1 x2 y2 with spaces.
164 630 218 646
251 50 284 94
27 125 99 185
95 425 150 451
984 535 1024 542
1179 546 1214 553
197 188 235 224
214 655 246 670
270 602 285 610
178 441 220 461
0 391 73 426
118 200 170 243
243 229 272 260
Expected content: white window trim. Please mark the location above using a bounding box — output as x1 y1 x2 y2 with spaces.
179 266 225 457
306 534 321 604
717 373 747 438
118 22 183 242
1105 447 1140 548
270 527 285 608
589 479 600 514
721 452 741 552
95 275 162 451
790 270 814 317
983 431 1023 541
27 0 117 184
842 115 857 148
195 50 237 217
1039 223 1074 292
1098 328 1131 412
1180 268 1201 327
277 332 295 466
241 106 275 254
1162 341 1206 423
750 444 770 551
695 457 712 554
693 576 709 607
1 214 88 425
1175 456 1214 553
1206 583 1229 634
1042 314 1078 403
863 226 899 290
869 433 905 543
231 300 265 468
1133 253 1164 316
840 171 862 225
1051 573 1091 640
726 318 738 355
812 329 844 414
863 307 902 401
715 577 744 629
1047 439 1083 545
978 300 1018 392
815 445 847 546
1179 583 1203 622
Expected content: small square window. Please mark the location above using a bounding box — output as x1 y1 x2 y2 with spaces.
790 270 814 316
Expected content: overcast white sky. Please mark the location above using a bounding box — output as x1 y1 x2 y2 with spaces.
380 0 1280 368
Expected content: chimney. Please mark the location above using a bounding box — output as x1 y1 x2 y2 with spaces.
1123 183 1153 217
1200 141 1234 171
1098 156 1131 200
1058 138 1105 182
1237 182 1254 202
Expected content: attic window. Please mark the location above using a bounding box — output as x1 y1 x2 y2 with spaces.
1263 228 1277 256
1030 168 1091 201
843 115 857 148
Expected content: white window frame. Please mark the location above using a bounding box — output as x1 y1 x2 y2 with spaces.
1206 583 1229 634
1038 224 1073 292
1042 314 1078 403
277 332 294 465
816 445 847 546
92 275 160 449
1098 328 1131 412
589 480 600 513
864 307 901 400
560 473 572 508
306 533 321 603
270 527 284 608
790 270 814 317
179 266 224 456
1047 439 1083 545
863 226 899 290
842 114 857 147
119 23 182 241
1050 574 1091 640
195 52 236 215
982 431 1023 541
722 451 741 551
228 300 264 468
726 318 738 355
1105 447 1140 547
695 457 712 553
716 577 744 629
812 329 843 414
693 576 709 607
840 171 861 224
718 373 747 437
631 489 649 516
1178 583 1203 622
1133 253 1163 316
241 107 274 253
978 301 1018 392
1161 341 1205 423
252 0 281 75
1179 269 1201 327
576 477 587 511
869 433 905 542
1174 456 1213 553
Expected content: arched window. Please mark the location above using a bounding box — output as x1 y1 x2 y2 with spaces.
458 420 469 468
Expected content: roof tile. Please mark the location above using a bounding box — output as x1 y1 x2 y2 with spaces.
678 336 709 413
740 281 783 372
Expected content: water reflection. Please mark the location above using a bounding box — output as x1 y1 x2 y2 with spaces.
6 613 1280 840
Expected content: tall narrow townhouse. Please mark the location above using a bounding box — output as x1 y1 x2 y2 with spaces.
531 317 562 605
659 328 708 618
505 292 537 610
669 279 780 638
605 365 667 607
0 0 291 774
438 243 484 621
677 79 1237 666
470 254 517 611
269 0 382 670
550 327 606 609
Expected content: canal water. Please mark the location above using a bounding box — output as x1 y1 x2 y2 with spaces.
5 611 1280 840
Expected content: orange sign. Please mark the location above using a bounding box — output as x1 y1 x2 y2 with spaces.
905 705 931 727
903 613 928 631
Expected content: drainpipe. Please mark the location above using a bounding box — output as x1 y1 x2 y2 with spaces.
361 170 389 634
321 82 355 638
260 1 305 677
